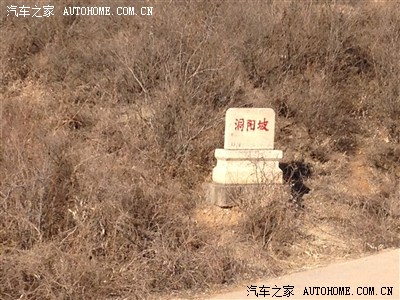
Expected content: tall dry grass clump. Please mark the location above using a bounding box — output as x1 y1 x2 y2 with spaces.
1 0 399 299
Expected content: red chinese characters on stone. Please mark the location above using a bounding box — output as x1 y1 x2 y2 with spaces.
257 118 269 131
247 120 256 131
235 118 269 131
235 118 245 131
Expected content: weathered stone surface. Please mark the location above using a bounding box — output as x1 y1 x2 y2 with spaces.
204 183 245 207
224 108 276 150
204 182 284 207
212 149 283 184
208 107 283 207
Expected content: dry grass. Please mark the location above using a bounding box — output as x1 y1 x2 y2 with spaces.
1 0 399 299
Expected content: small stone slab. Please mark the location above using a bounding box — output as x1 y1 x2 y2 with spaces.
224 108 276 150
204 182 250 207
204 182 283 207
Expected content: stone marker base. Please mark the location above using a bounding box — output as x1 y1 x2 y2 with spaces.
212 149 283 185
205 182 275 208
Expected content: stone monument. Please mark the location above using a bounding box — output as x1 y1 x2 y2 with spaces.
207 108 283 207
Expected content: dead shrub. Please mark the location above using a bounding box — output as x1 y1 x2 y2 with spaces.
318 185 400 251
370 145 400 173
350 194 400 250
237 186 299 253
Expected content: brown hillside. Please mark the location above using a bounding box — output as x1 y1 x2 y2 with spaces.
1 1 399 299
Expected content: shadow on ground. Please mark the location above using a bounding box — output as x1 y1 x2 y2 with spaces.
279 161 313 207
